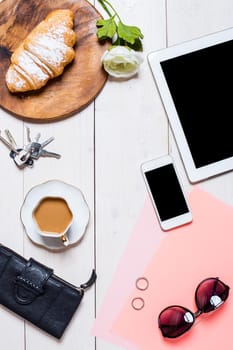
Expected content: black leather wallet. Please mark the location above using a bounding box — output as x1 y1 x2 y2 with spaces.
0 244 96 339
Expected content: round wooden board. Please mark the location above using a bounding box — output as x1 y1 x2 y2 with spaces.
0 0 108 122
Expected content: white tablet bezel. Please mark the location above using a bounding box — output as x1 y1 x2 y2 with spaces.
148 28 233 183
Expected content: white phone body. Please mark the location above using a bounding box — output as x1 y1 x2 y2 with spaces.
141 155 192 231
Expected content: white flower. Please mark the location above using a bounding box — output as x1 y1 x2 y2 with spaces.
101 46 144 79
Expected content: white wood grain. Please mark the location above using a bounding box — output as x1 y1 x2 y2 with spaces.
0 1 233 350
23 106 96 349
94 0 167 299
0 111 25 350
94 0 167 349
167 0 233 45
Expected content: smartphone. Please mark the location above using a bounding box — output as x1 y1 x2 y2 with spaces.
141 155 192 230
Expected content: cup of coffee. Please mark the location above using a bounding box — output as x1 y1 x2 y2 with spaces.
32 196 73 246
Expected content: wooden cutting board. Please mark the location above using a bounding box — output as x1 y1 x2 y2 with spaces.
0 0 109 121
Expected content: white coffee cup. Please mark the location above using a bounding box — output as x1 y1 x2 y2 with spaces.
32 196 73 246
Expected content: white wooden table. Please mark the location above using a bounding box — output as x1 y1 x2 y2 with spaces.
0 1 233 349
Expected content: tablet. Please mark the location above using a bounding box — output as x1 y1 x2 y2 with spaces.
148 28 233 183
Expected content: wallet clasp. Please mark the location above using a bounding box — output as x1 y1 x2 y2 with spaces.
15 258 53 305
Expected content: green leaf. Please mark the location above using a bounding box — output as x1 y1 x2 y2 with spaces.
96 17 117 40
117 21 144 45
127 38 143 52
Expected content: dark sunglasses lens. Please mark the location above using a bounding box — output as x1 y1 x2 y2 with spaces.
195 278 229 313
158 306 194 338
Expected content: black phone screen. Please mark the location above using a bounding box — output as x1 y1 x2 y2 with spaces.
145 164 189 221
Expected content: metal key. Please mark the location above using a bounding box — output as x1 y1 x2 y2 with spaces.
15 150 32 167
35 133 41 142
29 142 43 159
0 130 19 153
5 129 18 149
0 130 31 168
5 129 20 161
10 152 33 166
26 127 32 143
40 136 54 148
1 128 61 167
29 136 55 160
29 143 61 160
5 129 31 167
10 148 34 168
40 149 61 159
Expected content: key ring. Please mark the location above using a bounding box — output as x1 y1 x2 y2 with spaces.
131 277 149 310
136 277 149 291
131 297 145 311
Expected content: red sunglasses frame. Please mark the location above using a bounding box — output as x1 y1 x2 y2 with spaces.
158 277 230 339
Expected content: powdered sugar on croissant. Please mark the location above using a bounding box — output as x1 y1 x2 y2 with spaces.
6 9 76 93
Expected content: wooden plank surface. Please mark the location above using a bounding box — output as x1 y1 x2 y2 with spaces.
0 1 232 350
94 0 167 348
0 111 25 349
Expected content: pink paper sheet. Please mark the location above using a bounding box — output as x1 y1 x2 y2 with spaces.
92 197 166 346
113 188 233 349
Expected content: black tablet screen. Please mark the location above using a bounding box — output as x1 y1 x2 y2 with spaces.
161 40 233 168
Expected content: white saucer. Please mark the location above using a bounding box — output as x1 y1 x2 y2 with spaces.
20 180 90 250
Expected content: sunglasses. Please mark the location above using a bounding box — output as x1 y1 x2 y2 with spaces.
158 277 230 339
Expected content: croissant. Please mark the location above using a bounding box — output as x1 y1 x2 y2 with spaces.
6 9 76 93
